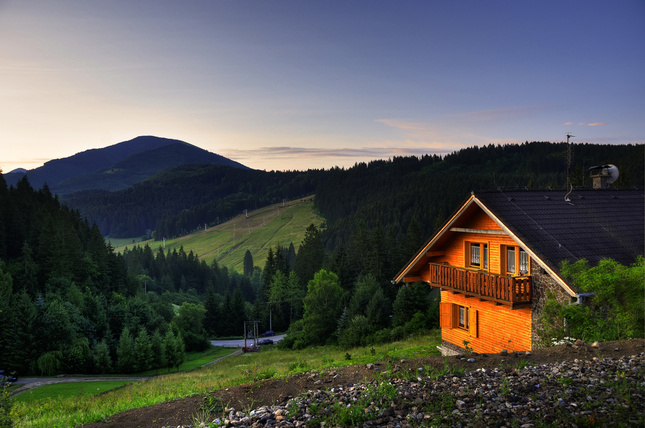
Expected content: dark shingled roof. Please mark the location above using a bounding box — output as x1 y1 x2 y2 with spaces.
475 188 644 276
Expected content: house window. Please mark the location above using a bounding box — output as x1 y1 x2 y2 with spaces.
440 302 478 338
519 249 529 274
506 247 515 274
503 245 530 275
458 305 469 329
468 243 488 270
470 243 480 266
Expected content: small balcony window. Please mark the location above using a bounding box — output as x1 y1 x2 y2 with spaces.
470 243 480 266
519 249 529 274
506 247 515 274
504 245 530 275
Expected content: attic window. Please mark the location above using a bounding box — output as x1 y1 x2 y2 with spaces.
467 242 488 270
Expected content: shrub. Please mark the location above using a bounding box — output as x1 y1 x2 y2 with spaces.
538 257 644 344
0 388 13 428
338 315 371 349
277 319 305 350
392 282 431 327
37 351 63 376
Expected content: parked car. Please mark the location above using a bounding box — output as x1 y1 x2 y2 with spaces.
258 339 273 345
261 330 274 337
0 369 17 386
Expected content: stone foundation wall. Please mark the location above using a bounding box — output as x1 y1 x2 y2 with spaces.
439 340 465 356
530 266 572 349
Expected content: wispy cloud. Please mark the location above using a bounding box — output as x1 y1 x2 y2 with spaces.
0 157 50 171
563 121 607 127
222 145 442 162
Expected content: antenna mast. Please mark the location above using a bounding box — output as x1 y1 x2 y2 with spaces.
566 133 574 189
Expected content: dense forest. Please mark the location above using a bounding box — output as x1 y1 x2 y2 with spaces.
1 141 642 376
0 174 253 375
316 142 644 248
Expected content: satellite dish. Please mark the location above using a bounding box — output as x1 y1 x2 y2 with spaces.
605 164 619 184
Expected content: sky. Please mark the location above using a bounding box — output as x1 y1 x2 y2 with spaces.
1 1 644 172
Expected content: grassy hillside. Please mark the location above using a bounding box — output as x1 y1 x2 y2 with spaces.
11 332 443 428
114 196 323 272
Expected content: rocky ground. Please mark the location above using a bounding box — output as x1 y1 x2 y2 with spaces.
81 339 644 428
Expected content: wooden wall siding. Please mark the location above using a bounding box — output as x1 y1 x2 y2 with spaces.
432 220 519 275
440 290 532 354
467 209 503 231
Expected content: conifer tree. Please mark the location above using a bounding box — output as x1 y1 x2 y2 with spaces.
243 250 254 277
116 327 135 373
93 339 112 374
163 329 179 372
294 224 324 287
150 330 165 372
204 284 221 336
134 327 154 372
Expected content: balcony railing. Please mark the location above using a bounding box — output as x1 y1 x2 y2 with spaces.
426 263 532 308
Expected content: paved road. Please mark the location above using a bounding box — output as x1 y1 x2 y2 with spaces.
8 339 269 397
211 334 286 347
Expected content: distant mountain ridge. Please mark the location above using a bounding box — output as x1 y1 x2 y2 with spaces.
3 136 248 194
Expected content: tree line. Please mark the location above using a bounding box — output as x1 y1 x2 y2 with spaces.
63 142 643 248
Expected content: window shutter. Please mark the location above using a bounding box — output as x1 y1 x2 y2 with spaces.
440 302 452 329
469 309 479 338
452 303 460 329
464 242 470 267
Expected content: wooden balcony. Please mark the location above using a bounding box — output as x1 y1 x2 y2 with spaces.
425 263 532 309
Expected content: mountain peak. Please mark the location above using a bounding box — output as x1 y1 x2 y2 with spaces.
3 136 248 194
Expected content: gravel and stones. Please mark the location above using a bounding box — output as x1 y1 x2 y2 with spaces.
185 350 644 427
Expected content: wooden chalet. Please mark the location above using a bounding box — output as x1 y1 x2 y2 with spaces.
394 188 644 354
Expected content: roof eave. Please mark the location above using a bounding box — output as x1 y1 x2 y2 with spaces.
393 194 477 283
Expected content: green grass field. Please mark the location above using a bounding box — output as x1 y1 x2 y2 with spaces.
11 331 442 428
13 381 133 404
113 196 323 272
